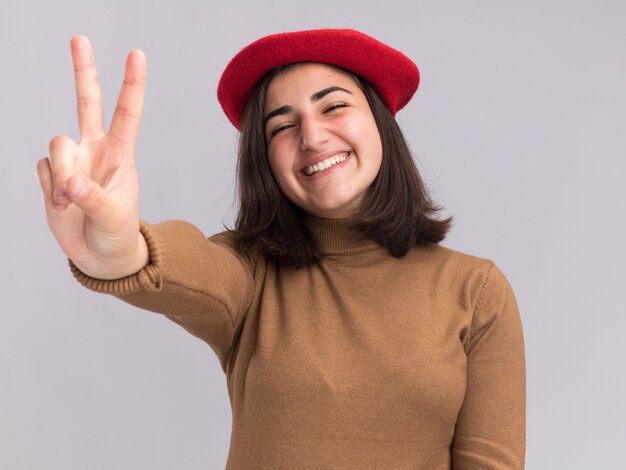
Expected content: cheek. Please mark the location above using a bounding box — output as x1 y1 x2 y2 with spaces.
357 119 383 172
267 146 294 187
345 112 380 148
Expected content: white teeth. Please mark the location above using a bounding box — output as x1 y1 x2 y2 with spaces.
304 153 348 176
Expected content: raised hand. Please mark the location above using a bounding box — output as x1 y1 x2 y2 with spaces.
36 36 149 280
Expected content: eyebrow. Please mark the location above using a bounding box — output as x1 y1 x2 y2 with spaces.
264 86 353 125
312 86 352 102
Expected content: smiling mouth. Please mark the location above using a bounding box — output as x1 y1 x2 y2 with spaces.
303 152 350 176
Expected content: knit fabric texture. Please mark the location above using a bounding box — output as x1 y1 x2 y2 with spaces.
71 217 526 469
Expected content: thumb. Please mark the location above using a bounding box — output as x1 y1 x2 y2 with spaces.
66 174 107 215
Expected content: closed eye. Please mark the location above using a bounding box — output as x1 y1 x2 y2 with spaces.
269 123 295 138
323 103 348 113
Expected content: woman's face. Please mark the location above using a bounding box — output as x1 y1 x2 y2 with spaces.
264 63 383 219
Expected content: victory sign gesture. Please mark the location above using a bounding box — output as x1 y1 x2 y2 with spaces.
36 36 149 280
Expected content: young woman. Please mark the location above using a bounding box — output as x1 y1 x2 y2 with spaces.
37 29 525 469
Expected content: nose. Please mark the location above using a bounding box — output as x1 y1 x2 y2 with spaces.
299 114 328 152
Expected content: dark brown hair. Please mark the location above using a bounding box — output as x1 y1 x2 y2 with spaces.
232 64 452 266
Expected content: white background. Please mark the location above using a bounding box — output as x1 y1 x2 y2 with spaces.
1 0 625 468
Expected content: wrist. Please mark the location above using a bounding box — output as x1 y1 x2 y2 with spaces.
71 231 150 280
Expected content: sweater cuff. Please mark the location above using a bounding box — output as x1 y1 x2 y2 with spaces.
69 221 163 295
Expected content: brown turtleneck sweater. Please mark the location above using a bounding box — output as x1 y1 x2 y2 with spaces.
71 218 526 469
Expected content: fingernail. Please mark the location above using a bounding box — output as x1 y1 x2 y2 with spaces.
54 186 70 205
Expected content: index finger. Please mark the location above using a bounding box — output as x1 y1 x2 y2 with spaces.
70 36 105 140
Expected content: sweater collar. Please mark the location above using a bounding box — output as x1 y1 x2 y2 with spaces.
302 215 380 256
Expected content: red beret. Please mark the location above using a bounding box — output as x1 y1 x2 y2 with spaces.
217 29 420 130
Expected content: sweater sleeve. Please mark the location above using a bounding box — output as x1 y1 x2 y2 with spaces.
69 220 256 372
451 265 526 469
